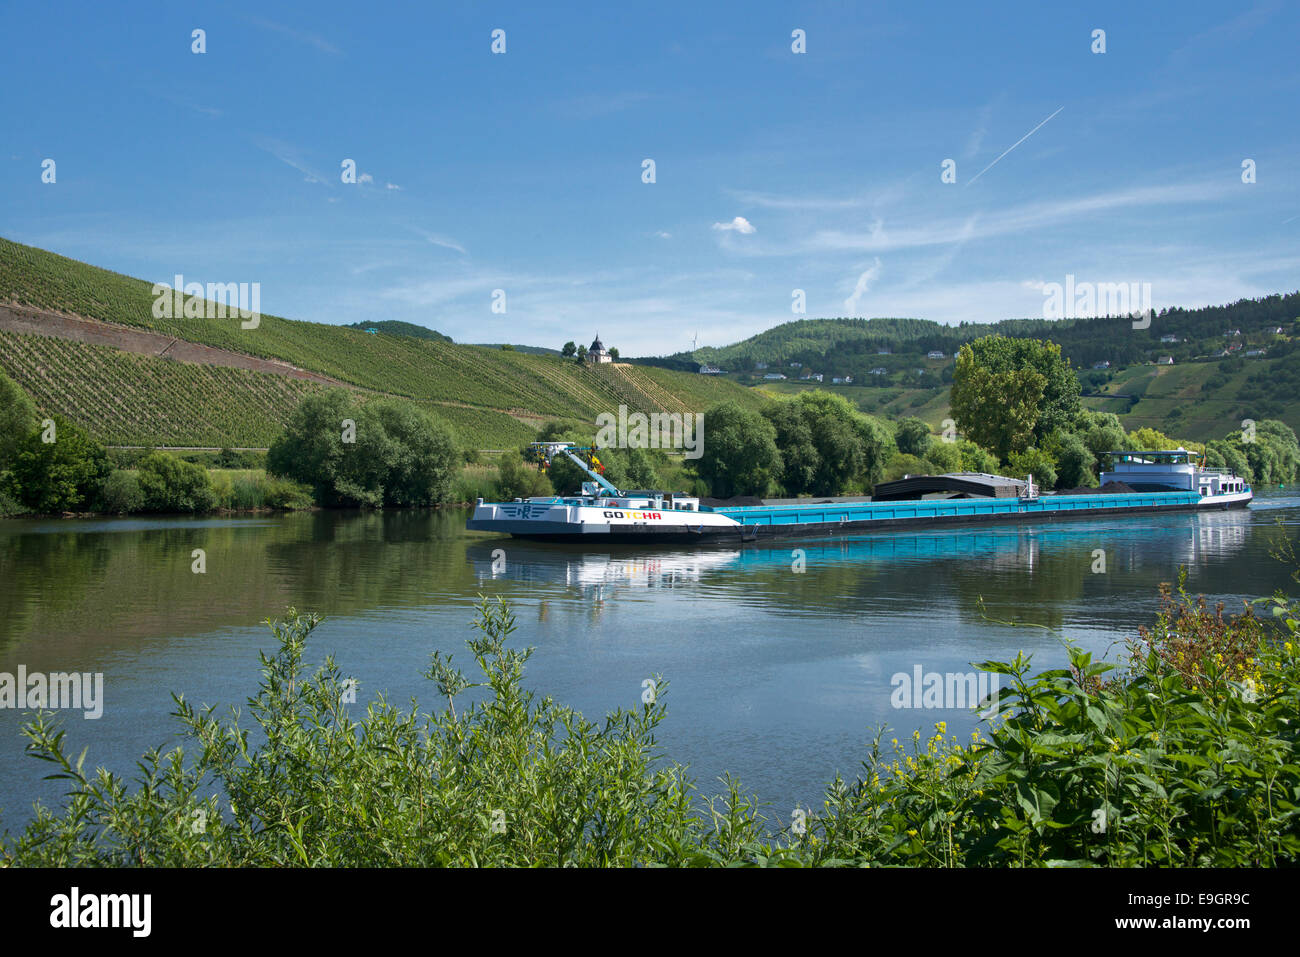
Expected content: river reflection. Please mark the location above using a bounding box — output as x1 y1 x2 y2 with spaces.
0 494 1296 825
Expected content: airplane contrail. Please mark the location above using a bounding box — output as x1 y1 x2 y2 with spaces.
966 106 1064 187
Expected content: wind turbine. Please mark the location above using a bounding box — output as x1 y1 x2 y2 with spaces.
690 331 699 352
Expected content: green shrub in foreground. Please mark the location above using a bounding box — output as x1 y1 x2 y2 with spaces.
2 586 1297 867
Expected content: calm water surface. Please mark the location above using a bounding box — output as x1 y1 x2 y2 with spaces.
2 492 1298 826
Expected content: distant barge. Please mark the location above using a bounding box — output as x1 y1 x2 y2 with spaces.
467 444 1252 544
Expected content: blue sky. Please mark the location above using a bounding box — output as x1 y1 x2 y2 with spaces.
3 1 1298 356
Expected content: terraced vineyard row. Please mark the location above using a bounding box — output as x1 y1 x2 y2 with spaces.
0 330 549 450
580 364 665 415
0 331 323 447
633 364 767 411
609 365 691 414
0 239 576 411
486 348 611 416
411 401 538 450
0 236 767 445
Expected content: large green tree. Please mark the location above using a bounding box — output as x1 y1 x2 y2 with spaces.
367 399 459 505
951 336 1078 460
1075 410 1127 469
267 390 354 504
759 392 893 496
894 417 933 457
760 399 820 494
692 401 782 498
951 354 1044 461
0 369 38 470
3 415 109 513
268 391 459 507
1050 432 1096 489
1222 419 1300 486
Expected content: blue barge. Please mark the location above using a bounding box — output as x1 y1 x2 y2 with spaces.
713 489 1203 530
467 445 1251 544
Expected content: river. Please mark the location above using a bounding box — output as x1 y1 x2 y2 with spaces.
2 492 1298 829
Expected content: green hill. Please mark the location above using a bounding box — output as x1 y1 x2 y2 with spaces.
1081 354 1300 439
652 299 1299 443
0 237 762 449
751 352 1300 445
4 235 1294 451
470 343 561 356
670 300 1300 380
345 320 452 343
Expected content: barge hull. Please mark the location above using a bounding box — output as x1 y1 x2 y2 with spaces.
492 491 1245 544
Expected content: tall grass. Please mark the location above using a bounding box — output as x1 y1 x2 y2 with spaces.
451 464 498 503
208 469 313 511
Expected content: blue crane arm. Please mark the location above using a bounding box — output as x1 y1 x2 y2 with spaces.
561 448 621 495
528 442 621 495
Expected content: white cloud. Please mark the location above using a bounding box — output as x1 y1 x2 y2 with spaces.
358 172 374 184
655 230 672 239
411 227 466 255
385 182 402 191
255 138 329 185
712 216 756 234
248 16 340 55
723 183 908 211
803 181 1235 255
964 102 994 159
844 258 883 315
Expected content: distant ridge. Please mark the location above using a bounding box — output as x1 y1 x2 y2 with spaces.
470 343 562 356
345 319 452 343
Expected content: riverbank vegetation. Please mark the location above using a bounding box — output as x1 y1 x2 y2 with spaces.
266 391 459 508
0 371 473 517
5 330 1297 514
654 338 1298 500
2 576 1296 866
